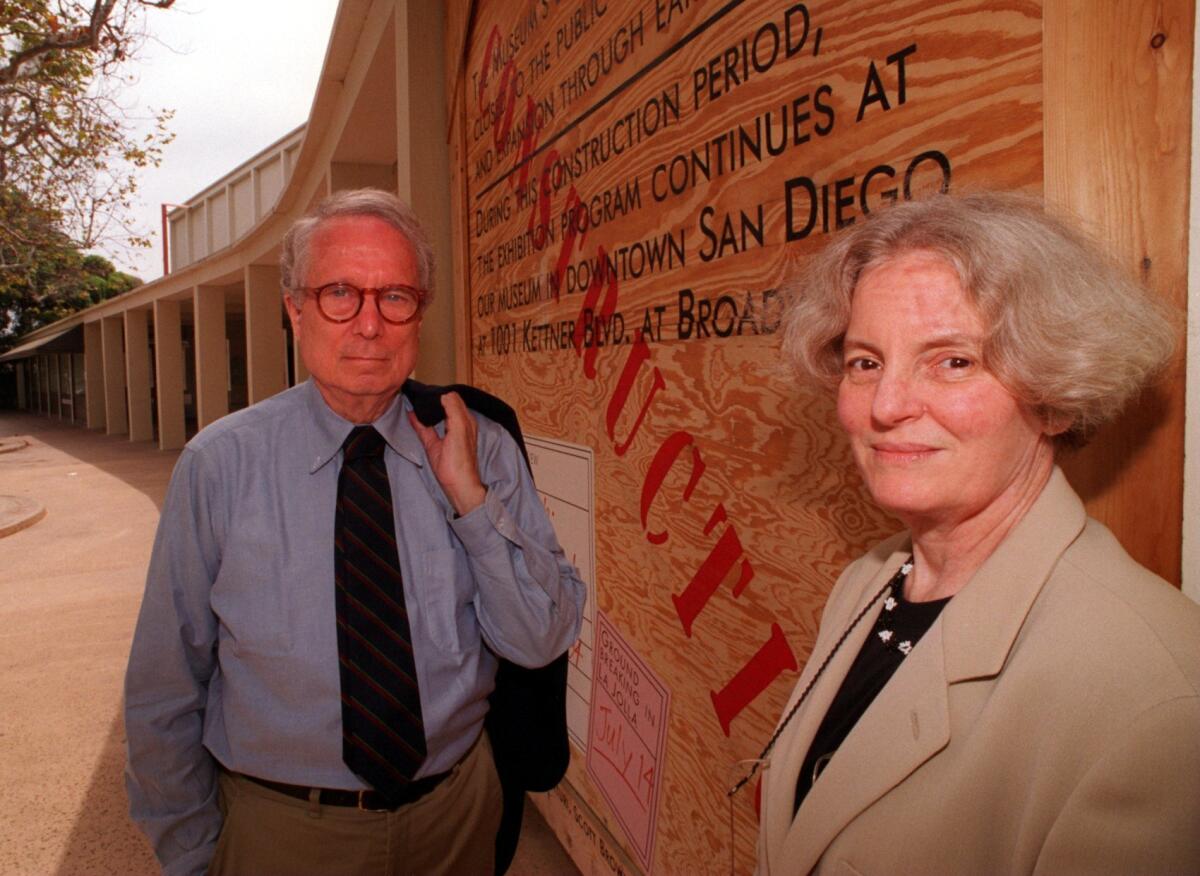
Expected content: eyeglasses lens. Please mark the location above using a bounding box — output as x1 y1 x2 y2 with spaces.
316 284 420 323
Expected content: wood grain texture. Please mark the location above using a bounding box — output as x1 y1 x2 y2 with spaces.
450 88 475 384
1044 0 1192 585
450 1 1047 872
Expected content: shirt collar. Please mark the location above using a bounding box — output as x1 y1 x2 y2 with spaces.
302 379 426 473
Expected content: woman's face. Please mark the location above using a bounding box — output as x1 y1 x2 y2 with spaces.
837 250 1055 532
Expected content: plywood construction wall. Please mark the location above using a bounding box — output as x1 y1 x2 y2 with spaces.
444 1 1191 872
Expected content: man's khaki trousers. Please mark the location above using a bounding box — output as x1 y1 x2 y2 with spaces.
208 734 502 875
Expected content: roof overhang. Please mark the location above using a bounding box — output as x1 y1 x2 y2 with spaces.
0 324 84 362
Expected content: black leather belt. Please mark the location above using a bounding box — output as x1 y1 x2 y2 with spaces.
240 771 450 812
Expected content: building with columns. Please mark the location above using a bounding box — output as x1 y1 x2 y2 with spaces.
2 0 456 451
4 1 1200 871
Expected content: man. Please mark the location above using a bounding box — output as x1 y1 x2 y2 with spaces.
125 188 585 875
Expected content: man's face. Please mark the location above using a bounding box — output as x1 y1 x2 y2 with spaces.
285 215 422 422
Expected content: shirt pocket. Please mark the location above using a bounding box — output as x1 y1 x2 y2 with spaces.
211 539 298 656
418 547 479 655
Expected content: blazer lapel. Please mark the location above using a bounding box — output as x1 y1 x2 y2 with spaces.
939 468 1086 684
784 619 951 875
774 468 1086 874
761 544 910 872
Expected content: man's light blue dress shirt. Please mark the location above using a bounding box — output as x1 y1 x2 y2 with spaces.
124 380 585 876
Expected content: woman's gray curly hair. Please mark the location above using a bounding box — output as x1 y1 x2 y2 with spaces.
779 191 1177 447
278 188 435 305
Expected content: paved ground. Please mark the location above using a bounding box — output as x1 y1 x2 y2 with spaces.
0 410 577 876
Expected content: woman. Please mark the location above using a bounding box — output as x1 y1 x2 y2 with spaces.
755 192 1200 874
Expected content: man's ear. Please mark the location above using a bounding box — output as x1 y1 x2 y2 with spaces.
284 294 302 333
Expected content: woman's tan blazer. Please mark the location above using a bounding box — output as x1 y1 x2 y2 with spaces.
756 468 1200 875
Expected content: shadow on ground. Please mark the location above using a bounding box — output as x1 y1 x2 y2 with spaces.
55 714 157 876
0 413 177 511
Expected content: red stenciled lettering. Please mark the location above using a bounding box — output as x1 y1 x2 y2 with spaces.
710 623 798 736
550 187 586 301
511 95 544 196
672 504 755 636
476 26 503 114
640 431 706 545
607 330 667 456
491 60 520 153
520 139 799 739
526 146 558 248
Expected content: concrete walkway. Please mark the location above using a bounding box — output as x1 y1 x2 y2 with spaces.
0 411 577 876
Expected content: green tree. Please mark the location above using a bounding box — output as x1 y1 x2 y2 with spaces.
0 1 172 350
1 1 176 249
0 186 141 351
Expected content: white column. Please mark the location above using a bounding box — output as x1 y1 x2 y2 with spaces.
63 354 74 420
37 357 45 412
44 355 54 414
52 354 64 419
124 308 154 442
244 264 287 403
194 285 229 429
62 354 73 420
15 362 26 410
33 352 42 410
395 0 454 384
66 353 76 422
84 321 105 430
154 298 187 450
101 317 128 436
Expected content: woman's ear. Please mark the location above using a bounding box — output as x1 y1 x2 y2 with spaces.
1042 411 1073 438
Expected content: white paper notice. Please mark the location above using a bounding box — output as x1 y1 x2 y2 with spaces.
526 435 596 750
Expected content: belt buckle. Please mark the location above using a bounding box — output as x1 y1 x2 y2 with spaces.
357 789 389 812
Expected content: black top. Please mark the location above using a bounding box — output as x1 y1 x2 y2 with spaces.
794 562 949 815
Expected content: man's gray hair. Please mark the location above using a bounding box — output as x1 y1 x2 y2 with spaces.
278 188 435 305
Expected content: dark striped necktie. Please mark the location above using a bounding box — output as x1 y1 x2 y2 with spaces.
335 425 426 799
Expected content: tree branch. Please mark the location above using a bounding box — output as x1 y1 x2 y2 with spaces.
0 1 175 87
0 2 116 86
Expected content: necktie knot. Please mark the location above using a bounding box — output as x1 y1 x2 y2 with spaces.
343 425 386 462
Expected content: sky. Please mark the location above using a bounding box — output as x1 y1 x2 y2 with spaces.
113 0 341 281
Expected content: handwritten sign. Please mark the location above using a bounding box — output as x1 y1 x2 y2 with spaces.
586 611 671 870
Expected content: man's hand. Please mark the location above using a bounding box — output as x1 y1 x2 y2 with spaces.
408 391 487 516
